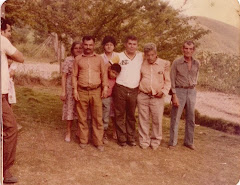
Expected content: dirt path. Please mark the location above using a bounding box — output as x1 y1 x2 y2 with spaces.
15 62 240 124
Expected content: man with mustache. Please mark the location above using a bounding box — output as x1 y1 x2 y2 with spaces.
72 36 108 152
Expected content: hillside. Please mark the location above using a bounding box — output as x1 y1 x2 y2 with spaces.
194 16 240 55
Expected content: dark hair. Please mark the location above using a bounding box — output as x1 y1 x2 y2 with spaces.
102 36 116 46
110 63 121 73
1 17 10 31
125 35 138 43
183 40 195 49
70 41 81 56
82 35 95 43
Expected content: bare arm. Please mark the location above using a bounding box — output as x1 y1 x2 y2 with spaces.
8 50 24 63
72 57 80 101
60 73 67 101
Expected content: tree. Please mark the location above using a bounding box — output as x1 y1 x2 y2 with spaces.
5 0 209 61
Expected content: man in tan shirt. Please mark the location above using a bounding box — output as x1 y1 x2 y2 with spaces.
138 43 171 150
72 36 108 152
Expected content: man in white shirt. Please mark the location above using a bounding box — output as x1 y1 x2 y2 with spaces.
112 35 143 146
1 17 24 184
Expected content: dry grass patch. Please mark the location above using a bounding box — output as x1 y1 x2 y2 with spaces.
11 86 240 185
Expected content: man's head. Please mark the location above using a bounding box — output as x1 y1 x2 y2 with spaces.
144 43 158 64
124 35 138 55
71 41 82 57
82 35 95 55
182 40 195 58
102 36 116 54
1 17 11 39
108 63 121 79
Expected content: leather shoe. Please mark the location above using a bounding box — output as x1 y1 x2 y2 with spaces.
97 145 104 152
168 145 175 150
79 143 87 149
118 142 127 147
3 176 18 183
184 143 195 150
127 141 136 146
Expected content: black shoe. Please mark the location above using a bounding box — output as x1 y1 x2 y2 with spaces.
184 143 195 150
127 141 136 146
3 176 18 183
118 142 127 147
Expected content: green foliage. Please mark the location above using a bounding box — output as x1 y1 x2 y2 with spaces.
196 51 240 94
5 0 208 61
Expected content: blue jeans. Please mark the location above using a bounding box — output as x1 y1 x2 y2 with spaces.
102 97 112 131
169 88 196 146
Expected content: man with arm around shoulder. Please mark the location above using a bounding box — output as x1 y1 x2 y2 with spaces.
138 43 171 150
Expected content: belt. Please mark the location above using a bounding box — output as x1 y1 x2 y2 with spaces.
78 85 101 91
116 83 138 91
140 91 155 98
176 85 195 89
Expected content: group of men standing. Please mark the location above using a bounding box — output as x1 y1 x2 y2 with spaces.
1 17 199 183
72 35 199 152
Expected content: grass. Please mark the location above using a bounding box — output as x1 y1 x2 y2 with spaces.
164 104 240 135
11 85 240 185
14 86 62 128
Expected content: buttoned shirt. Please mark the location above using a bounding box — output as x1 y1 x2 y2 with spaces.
170 56 199 94
139 58 171 96
1 35 17 94
116 52 143 88
73 53 108 88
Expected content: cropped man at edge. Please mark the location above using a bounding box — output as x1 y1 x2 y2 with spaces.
72 35 108 152
1 17 24 184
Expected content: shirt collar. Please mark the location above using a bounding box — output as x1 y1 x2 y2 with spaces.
82 52 97 57
180 56 197 64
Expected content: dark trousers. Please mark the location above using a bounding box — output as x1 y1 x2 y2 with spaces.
112 84 138 143
2 95 18 177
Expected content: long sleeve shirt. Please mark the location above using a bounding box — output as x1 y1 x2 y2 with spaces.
72 53 108 88
170 56 200 94
139 58 171 96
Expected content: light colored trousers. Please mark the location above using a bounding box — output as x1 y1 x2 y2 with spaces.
76 87 104 146
137 92 164 148
169 88 196 146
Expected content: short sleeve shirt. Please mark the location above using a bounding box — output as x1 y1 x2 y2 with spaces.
1 35 17 94
116 52 143 88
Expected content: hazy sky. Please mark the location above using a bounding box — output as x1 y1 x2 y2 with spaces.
164 0 240 28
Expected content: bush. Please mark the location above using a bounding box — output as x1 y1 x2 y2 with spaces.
196 51 240 94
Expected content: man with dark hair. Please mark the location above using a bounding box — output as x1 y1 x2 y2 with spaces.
168 40 199 150
1 17 24 183
113 35 143 147
72 35 108 152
